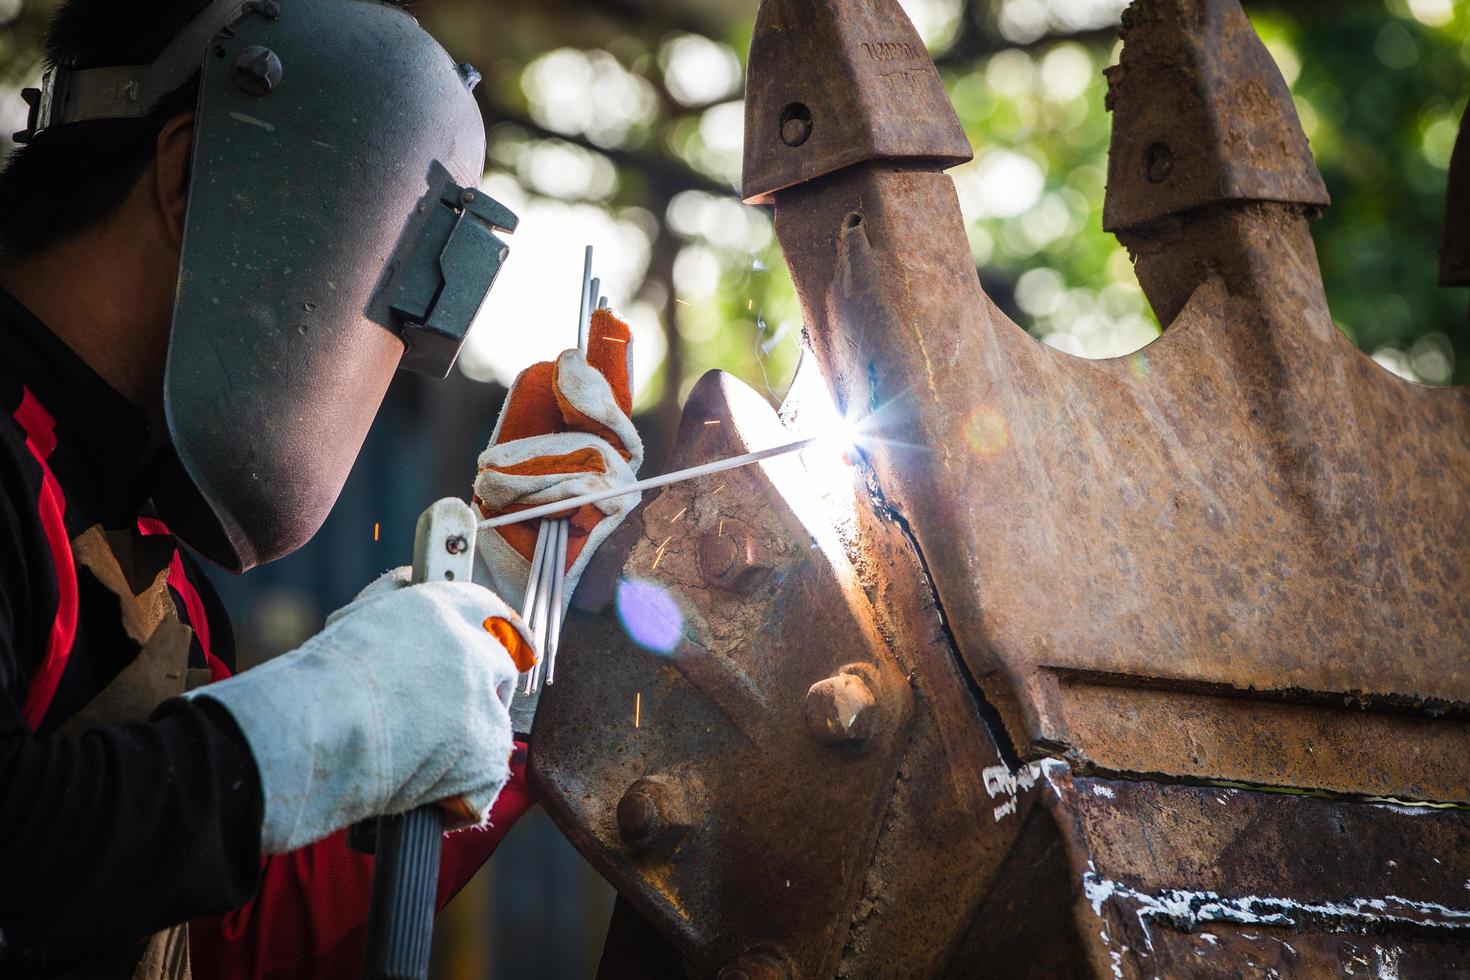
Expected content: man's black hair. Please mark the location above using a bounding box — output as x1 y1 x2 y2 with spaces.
0 0 413 262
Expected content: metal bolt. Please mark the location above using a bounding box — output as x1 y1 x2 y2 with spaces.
232 46 283 97
445 535 468 555
616 790 660 844
616 777 690 855
804 667 877 745
1144 141 1173 183
718 950 793 980
457 62 483 92
779 102 813 147
461 188 477 206
698 533 738 579
697 526 770 593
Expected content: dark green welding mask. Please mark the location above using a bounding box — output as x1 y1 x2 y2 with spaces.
17 0 517 572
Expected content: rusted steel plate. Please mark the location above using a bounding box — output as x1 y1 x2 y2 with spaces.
1044 769 1470 979
741 0 971 205
754 0 1470 794
1101 0 1329 232
539 366 1049 977
540 0 1470 973
1052 676 1470 804
532 371 919 977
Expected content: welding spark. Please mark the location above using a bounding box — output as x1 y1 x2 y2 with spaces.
669 506 688 523
651 535 673 572
601 335 628 344
373 522 380 542
703 419 722 426
635 692 641 729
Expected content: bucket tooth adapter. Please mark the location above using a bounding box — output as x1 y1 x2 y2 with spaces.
532 0 1470 975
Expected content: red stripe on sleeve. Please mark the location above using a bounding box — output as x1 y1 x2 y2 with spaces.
14 387 78 730
137 516 232 682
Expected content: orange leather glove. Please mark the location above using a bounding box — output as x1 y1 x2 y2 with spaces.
471 309 643 613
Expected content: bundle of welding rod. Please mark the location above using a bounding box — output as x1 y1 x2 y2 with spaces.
519 246 603 694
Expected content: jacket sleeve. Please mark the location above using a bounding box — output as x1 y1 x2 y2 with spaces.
187 742 536 980
0 696 266 974
0 452 266 975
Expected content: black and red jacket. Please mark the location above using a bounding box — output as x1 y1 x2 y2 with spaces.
0 287 532 977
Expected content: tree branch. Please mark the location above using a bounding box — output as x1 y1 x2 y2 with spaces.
478 96 737 200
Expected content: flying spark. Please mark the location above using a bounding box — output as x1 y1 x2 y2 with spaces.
651 535 673 572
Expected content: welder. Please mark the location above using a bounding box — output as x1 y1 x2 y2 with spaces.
0 0 639 976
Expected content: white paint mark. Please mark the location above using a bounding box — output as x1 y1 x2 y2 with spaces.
227 112 275 131
1093 783 1116 798
981 761 1047 822
1373 944 1402 980
1080 870 1470 954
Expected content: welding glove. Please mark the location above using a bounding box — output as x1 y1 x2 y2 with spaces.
473 307 643 611
185 569 536 855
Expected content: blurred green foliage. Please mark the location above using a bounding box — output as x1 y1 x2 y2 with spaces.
1254 1 1468 382
1 0 1466 398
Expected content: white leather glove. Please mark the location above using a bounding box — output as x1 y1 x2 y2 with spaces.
187 568 532 855
473 310 643 611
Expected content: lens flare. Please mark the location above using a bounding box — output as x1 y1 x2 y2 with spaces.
616 578 684 654
964 407 1010 457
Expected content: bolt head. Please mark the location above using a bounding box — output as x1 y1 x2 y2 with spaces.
718 951 793 980
805 669 877 745
445 535 468 555
696 525 770 593
456 61 483 92
232 46 283 97
616 788 661 847
616 777 690 854
698 533 738 579
778 102 813 147
1144 141 1173 183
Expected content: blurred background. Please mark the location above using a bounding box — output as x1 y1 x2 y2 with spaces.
1 0 1466 975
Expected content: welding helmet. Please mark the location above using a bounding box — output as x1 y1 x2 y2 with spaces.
15 0 517 571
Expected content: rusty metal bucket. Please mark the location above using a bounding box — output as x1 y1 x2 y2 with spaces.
531 0 1470 975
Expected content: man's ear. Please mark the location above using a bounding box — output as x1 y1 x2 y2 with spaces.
153 113 195 248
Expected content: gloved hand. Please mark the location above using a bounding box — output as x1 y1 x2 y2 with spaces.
473 307 643 609
186 569 535 855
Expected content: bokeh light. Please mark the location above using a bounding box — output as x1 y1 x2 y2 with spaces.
616 578 685 655
964 407 1011 457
